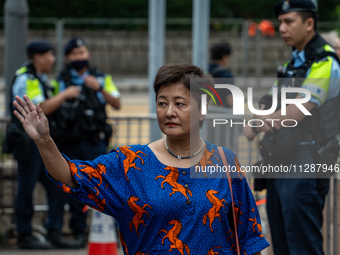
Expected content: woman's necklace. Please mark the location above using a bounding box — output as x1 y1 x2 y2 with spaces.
164 137 205 160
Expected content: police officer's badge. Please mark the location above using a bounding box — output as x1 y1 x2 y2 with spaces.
76 38 85 47
282 0 290 10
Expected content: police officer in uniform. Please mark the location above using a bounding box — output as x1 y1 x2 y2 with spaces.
9 41 81 249
244 0 340 254
50 37 121 247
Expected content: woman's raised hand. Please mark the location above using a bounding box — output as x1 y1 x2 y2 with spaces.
13 95 50 143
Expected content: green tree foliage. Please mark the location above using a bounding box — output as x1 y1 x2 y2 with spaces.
25 0 148 19
0 0 339 21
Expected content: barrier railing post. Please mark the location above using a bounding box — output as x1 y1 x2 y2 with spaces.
334 178 338 255
55 19 64 73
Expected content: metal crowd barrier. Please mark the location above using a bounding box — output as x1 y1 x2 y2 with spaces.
0 117 16 215
0 115 338 254
108 115 156 149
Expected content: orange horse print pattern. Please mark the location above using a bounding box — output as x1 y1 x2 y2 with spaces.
78 163 106 186
207 247 222 255
249 208 264 237
58 184 73 194
127 196 152 237
234 201 243 225
119 231 129 255
118 146 146 181
67 161 106 211
158 219 190 255
203 190 227 232
230 244 247 255
68 161 83 179
155 166 192 200
226 229 234 242
197 149 220 177
68 161 107 187
86 187 106 212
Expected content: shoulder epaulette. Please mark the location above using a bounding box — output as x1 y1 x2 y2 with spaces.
15 66 28 76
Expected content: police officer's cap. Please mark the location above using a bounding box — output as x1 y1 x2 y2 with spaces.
274 0 317 17
26 41 53 55
64 37 86 56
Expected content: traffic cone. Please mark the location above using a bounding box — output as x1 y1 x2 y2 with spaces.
87 210 118 255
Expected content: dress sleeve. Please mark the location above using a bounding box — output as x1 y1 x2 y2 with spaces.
47 148 127 218
230 156 270 254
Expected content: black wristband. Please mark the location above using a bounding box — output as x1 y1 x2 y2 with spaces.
97 85 103 92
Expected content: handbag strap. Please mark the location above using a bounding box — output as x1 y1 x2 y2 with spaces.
217 146 240 255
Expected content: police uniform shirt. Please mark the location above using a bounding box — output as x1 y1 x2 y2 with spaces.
56 68 120 104
292 48 340 107
12 68 51 104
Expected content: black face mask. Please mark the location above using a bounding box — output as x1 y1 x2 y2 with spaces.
70 60 89 71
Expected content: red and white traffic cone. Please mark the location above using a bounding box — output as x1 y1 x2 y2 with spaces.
87 210 118 255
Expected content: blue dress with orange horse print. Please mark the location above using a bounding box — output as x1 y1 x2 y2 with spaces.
49 141 269 255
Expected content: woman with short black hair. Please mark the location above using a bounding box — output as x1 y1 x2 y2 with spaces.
13 63 269 254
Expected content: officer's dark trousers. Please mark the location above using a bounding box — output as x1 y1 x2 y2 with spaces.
13 140 65 235
58 139 107 234
266 150 329 255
